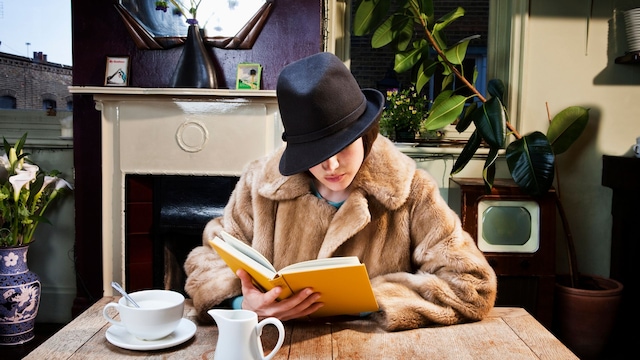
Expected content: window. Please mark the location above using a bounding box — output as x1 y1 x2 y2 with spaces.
43 99 57 110
0 95 17 109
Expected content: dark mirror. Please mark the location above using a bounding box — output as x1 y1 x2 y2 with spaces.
116 0 273 49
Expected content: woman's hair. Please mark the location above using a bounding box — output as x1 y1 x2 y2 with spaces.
361 121 380 159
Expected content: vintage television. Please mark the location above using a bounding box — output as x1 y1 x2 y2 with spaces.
448 178 556 329
476 198 540 253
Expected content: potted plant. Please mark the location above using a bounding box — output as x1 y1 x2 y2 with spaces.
380 85 430 141
353 1 622 358
0 133 72 345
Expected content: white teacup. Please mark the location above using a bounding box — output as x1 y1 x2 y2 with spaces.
103 289 185 340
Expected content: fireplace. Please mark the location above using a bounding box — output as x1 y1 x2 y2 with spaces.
125 174 239 294
69 87 281 295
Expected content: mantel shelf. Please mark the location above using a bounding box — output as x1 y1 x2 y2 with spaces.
68 86 276 97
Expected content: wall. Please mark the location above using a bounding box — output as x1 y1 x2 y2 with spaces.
518 0 640 276
69 0 640 314
0 53 72 110
70 0 324 314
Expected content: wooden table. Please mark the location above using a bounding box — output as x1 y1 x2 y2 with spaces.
25 296 577 359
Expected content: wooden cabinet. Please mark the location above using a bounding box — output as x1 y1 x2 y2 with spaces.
601 155 639 350
449 178 556 329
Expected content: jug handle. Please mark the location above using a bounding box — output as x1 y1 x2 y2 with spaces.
256 317 285 360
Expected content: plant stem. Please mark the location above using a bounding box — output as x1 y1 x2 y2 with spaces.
554 192 579 287
412 3 520 139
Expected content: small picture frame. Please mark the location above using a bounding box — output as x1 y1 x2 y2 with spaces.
105 56 130 86
236 63 262 90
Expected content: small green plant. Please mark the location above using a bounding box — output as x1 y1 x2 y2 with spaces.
380 86 430 138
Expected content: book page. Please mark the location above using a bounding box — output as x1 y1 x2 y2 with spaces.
280 256 362 273
210 236 276 281
221 231 277 273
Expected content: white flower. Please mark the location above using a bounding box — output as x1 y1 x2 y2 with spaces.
9 171 36 201
1 133 73 246
3 251 18 267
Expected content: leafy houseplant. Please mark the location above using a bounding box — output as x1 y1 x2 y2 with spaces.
380 86 430 140
353 0 593 283
0 133 72 247
0 132 72 344
354 3 624 356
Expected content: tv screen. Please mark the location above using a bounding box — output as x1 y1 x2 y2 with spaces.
477 199 540 253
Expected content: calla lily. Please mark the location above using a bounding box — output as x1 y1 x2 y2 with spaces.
9 171 36 202
1 133 72 246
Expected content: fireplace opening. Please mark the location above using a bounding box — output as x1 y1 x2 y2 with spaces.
125 175 239 295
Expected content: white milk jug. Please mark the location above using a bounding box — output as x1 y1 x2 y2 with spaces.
208 309 285 360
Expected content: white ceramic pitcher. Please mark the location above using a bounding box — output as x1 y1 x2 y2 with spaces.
208 309 285 360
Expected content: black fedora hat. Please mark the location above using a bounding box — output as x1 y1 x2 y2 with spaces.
277 52 384 176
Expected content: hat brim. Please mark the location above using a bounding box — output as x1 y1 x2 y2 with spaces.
279 88 385 176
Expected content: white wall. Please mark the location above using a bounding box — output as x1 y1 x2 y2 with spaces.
402 0 640 278
518 0 640 276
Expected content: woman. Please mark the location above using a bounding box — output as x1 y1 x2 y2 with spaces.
184 52 497 331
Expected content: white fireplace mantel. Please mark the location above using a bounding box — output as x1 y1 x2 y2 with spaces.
69 87 283 295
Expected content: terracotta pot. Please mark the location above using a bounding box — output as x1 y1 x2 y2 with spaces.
554 274 623 360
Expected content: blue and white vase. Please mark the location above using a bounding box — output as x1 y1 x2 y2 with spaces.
0 245 41 345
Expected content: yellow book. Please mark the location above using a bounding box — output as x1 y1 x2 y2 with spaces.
209 231 379 318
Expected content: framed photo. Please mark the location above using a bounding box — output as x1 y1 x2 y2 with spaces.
236 63 262 90
105 56 130 86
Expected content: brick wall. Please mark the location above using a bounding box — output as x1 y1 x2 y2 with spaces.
0 52 72 110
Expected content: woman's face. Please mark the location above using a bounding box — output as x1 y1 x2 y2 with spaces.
308 138 364 202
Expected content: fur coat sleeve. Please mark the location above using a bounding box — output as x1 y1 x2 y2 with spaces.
184 137 497 330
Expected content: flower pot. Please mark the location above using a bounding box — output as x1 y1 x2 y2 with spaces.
553 274 623 360
394 128 416 143
0 245 41 345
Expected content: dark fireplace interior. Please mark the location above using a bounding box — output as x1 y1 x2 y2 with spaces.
125 175 239 295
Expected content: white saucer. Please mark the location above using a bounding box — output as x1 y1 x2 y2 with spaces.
105 318 196 351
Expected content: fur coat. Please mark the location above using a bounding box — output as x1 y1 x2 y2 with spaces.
184 136 497 331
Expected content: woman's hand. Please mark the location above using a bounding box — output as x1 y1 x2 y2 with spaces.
236 269 324 321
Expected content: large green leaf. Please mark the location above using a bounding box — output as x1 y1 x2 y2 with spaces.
547 106 590 155
423 92 466 130
394 39 427 73
451 129 482 175
414 56 437 93
482 146 500 192
443 35 479 66
473 97 506 148
506 131 555 197
353 0 391 36
371 14 413 50
455 101 478 132
487 78 505 103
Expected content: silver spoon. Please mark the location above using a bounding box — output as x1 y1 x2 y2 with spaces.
111 281 141 308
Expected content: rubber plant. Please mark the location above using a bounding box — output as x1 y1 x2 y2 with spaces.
353 0 590 287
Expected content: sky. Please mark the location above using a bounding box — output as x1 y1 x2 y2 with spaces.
0 0 72 66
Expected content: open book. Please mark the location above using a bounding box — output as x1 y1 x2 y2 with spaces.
209 231 379 318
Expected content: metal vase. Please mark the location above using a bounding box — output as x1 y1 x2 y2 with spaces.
170 24 218 88
0 245 41 345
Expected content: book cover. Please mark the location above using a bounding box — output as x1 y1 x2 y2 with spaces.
209 232 379 318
